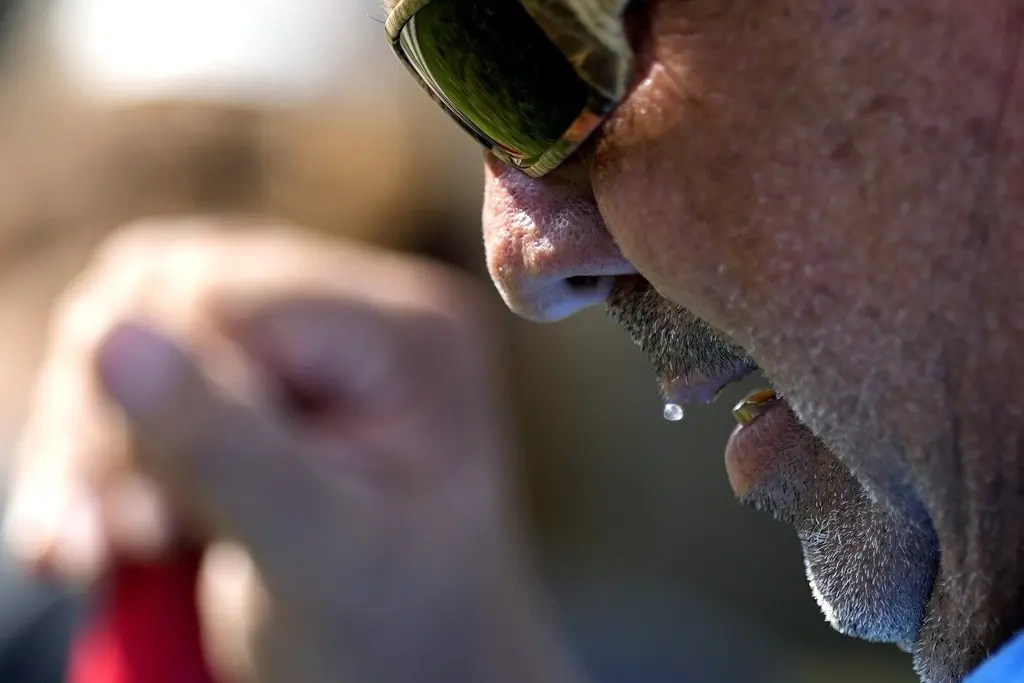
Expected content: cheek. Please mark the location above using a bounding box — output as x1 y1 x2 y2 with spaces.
589 0 995 348
590 149 737 328
588 0 1012 514
587 1 829 328
587 41 807 335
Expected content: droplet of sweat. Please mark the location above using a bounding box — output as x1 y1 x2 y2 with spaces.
662 402 685 423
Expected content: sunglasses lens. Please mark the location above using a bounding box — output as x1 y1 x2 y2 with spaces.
399 0 589 162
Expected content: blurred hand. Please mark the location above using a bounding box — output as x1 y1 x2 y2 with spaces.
2 217 581 683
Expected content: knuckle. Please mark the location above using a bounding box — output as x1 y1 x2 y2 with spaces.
53 221 173 325
47 275 108 352
93 218 177 264
48 263 135 352
52 218 226 345
89 215 231 274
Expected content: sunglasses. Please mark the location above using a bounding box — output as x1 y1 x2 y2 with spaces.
386 0 634 177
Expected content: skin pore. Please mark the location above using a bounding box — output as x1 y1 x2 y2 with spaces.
474 0 1024 681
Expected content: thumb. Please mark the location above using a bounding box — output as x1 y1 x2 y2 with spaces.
94 322 335 570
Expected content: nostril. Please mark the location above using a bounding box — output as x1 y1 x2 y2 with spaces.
512 275 615 322
566 275 601 291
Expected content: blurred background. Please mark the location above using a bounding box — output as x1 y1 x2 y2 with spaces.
0 1 916 682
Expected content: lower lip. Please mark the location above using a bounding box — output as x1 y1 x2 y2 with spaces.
723 398 792 498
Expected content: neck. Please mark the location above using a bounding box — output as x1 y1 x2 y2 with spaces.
911 234 1024 681
912 423 1024 682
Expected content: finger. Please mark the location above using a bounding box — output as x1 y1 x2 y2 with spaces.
95 320 339 576
2 221 362 582
3 346 124 580
4 400 173 585
2 221 349 581
2 350 112 579
198 543 357 683
100 472 177 561
2 232 164 579
218 297 406 415
2 478 107 582
198 542 267 683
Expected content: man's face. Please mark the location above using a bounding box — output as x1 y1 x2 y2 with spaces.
473 0 1024 681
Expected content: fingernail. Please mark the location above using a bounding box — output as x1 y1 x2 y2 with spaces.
97 323 187 419
51 491 107 581
3 489 61 566
104 474 174 559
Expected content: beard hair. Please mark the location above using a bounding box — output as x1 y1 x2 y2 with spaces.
605 275 756 382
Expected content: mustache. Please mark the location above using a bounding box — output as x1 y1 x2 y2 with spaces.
605 276 755 382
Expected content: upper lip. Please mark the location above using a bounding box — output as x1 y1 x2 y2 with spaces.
659 361 758 406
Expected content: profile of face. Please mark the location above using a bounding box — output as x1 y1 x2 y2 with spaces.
464 1 1024 682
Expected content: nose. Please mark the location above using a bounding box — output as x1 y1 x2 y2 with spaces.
482 157 637 322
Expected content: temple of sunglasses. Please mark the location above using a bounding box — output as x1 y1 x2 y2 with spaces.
386 0 634 177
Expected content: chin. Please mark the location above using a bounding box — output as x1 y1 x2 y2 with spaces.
804 553 930 649
796 464 939 653
725 396 940 653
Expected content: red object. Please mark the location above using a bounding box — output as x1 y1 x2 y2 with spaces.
66 552 217 683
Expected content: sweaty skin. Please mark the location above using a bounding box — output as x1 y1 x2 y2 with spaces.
478 1 1024 681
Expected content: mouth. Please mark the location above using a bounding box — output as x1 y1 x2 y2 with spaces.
603 274 939 649
605 275 760 418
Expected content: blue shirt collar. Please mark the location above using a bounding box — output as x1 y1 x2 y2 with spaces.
966 630 1024 682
